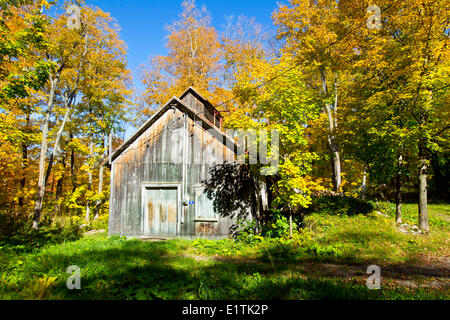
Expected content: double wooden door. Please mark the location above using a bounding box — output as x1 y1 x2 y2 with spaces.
143 186 178 236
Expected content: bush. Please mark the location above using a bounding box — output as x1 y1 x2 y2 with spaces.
0 210 30 236
230 217 260 244
0 218 83 253
304 196 374 216
261 211 300 238
304 243 344 260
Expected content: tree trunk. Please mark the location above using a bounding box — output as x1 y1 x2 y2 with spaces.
18 114 30 208
70 132 76 193
328 142 341 192
32 74 60 230
54 174 64 215
19 142 28 208
54 154 66 215
360 164 367 200
418 145 429 232
85 140 94 223
32 39 86 230
395 154 403 224
320 68 341 192
44 107 71 187
253 174 262 230
94 163 104 221
94 135 107 220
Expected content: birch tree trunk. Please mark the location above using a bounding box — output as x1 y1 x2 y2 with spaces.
94 135 107 220
395 154 403 224
360 164 367 200
320 69 341 192
418 144 429 231
85 140 94 223
32 42 87 229
44 106 71 187
32 74 60 230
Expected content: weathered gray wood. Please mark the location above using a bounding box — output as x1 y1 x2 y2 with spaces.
108 89 238 238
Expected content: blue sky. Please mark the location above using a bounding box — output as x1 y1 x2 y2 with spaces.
87 0 280 93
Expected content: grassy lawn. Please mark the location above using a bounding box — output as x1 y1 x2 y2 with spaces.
0 202 448 300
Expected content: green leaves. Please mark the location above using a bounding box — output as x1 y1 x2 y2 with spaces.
0 1 52 104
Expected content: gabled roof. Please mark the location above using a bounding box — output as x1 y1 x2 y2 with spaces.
107 92 235 165
179 86 207 101
179 86 223 118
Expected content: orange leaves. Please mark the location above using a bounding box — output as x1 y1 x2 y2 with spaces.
141 0 221 108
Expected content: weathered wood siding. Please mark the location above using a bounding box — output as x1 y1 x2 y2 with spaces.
109 106 235 238
181 91 221 128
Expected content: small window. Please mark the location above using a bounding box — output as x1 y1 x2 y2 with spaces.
194 186 217 220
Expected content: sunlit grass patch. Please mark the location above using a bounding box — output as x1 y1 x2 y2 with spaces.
0 202 448 300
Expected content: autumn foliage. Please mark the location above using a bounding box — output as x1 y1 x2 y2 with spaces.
0 0 448 234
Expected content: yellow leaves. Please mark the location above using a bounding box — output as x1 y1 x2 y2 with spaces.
68 138 90 155
142 0 221 107
273 157 321 209
79 164 90 172
70 215 84 226
66 185 88 211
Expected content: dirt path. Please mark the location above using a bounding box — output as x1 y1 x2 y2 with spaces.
178 253 450 289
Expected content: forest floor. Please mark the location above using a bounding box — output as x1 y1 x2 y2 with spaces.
0 202 448 299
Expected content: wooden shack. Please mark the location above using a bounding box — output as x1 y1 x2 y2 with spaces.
107 87 239 239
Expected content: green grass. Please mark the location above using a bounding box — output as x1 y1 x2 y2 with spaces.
296 202 449 265
0 202 448 300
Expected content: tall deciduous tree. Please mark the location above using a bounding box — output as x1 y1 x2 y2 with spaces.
141 0 221 112
33 2 131 229
342 0 449 231
273 0 355 193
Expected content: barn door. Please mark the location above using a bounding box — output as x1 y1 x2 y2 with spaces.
143 186 178 236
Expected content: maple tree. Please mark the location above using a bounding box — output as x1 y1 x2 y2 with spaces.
340 0 449 230
220 16 324 234
0 1 133 230
0 0 447 236
0 1 53 225
0 0 53 104
141 0 222 112
273 0 354 193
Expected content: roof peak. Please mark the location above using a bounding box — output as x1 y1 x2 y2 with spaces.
179 86 210 104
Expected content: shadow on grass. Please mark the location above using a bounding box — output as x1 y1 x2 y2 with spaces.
3 238 445 300
0 227 82 253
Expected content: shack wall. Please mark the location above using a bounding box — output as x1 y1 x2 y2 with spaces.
109 106 235 238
